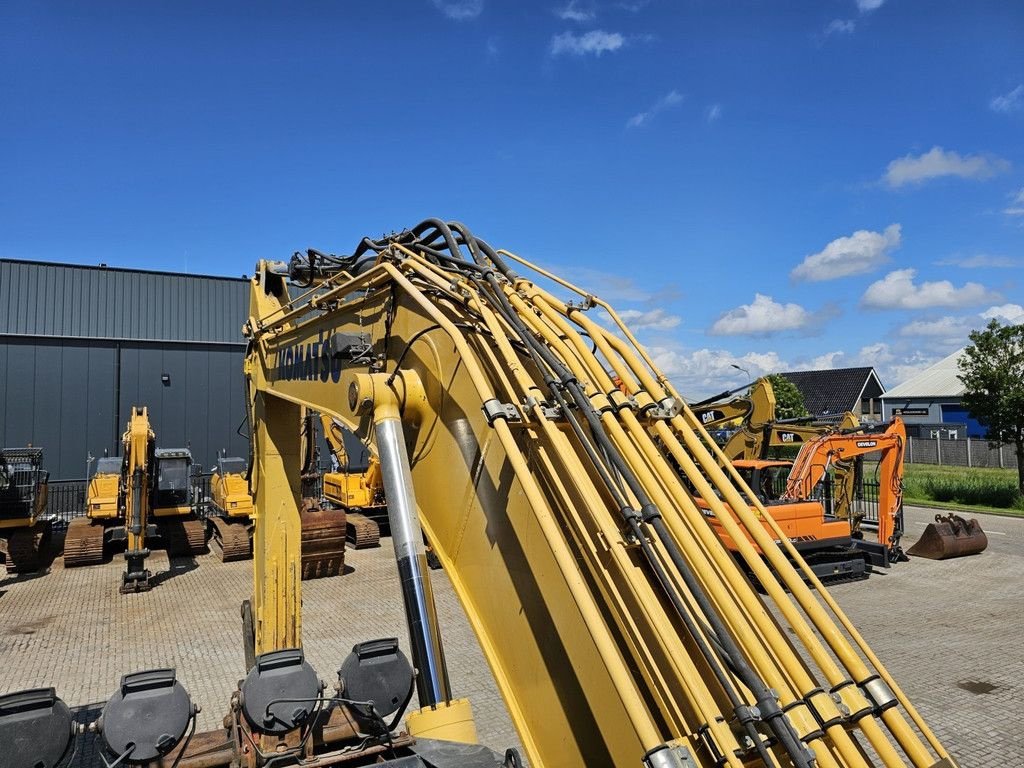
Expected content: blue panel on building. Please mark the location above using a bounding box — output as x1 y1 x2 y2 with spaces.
940 405 986 438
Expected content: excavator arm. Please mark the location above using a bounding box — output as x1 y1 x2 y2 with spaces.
691 377 775 430
242 220 956 768
121 406 156 592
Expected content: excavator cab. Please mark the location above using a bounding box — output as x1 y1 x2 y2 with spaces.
0 447 51 573
152 448 193 513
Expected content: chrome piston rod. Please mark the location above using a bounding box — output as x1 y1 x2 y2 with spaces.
374 416 452 706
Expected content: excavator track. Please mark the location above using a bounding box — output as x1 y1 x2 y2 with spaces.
300 505 346 580
209 515 252 562
345 511 381 549
62 517 106 567
159 516 208 557
1 521 50 573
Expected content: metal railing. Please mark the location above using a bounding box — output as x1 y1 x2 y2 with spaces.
43 469 326 527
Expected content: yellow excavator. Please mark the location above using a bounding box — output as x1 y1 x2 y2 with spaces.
207 447 349 576
64 406 207 588
5 221 963 767
319 412 383 548
0 447 50 573
208 455 255 561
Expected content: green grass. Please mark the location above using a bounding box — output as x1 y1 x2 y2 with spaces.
901 464 1024 516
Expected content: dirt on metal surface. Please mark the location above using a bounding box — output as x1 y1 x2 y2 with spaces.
300 501 347 580
208 516 252 562
62 517 106 567
907 513 988 559
345 511 381 549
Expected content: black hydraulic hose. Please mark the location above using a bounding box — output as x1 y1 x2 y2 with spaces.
469 271 812 767
545 372 775 763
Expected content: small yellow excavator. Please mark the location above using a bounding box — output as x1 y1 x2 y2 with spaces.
64 407 207 588
0 447 50 573
208 455 255 561
319 413 382 548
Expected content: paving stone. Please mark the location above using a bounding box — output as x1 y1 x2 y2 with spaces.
0 504 1019 766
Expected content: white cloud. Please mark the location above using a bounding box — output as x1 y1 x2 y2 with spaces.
806 350 846 369
626 90 683 128
1005 188 1024 217
936 253 1019 268
856 0 885 11
981 304 1024 324
899 316 973 339
649 345 789 397
824 19 856 35
861 269 1000 310
709 294 810 336
990 85 1024 113
560 265 657 302
431 0 483 20
705 103 722 123
550 29 625 57
555 0 595 22
618 307 682 331
883 146 1010 188
791 224 901 282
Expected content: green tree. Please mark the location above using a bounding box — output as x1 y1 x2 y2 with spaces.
765 374 809 420
958 319 1024 496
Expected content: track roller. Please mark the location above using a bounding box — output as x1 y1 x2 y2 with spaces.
209 516 252 561
1 520 50 574
346 511 381 549
159 516 208 557
62 517 106 567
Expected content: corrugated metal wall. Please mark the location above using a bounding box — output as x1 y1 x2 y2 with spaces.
1 260 251 478
0 259 247 343
0 338 249 478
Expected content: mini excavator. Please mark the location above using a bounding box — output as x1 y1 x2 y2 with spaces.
0 447 50 573
64 406 207 588
3 221 964 768
692 380 869 580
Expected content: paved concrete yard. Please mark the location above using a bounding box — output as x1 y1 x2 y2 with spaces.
1 505 1021 766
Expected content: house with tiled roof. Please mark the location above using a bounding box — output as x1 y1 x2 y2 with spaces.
778 366 885 421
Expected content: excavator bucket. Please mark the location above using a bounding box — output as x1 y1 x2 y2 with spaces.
299 498 347 579
907 513 988 560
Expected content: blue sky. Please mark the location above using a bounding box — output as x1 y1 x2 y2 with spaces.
2 0 1022 398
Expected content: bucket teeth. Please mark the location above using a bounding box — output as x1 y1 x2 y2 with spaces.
907 514 988 560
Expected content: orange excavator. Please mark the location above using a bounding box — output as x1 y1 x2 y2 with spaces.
783 417 910 567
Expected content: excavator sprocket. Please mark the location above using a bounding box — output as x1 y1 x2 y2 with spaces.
62 517 106 567
300 504 346 580
907 513 988 560
159 516 208 557
209 516 252 562
1 521 50 573
345 511 381 549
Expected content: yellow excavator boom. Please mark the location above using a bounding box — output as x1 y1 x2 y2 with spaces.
240 219 957 768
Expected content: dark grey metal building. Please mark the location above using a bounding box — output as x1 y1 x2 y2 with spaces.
0 259 250 479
